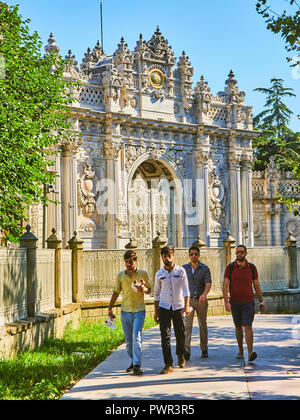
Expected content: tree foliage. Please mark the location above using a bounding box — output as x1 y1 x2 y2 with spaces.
253 78 297 170
256 0 300 66
0 3 78 242
253 78 300 215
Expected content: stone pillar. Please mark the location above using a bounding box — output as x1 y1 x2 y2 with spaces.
228 153 242 244
285 232 298 289
274 203 282 246
19 225 38 318
223 231 236 266
173 177 183 248
103 115 120 249
241 155 254 247
46 228 62 308
68 231 84 303
195 149 211 246
152 232 167 276
61 142 78 248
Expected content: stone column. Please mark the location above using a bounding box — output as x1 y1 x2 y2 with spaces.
228 153 242 244
19 225 38 318
195 149 211 246
241 155 254 247
68 231 84 303
274 203 283 246
103 115 120 249
152 232 167 277
285 232 298 289
176 191 183 248
223 232 236 266
61 141 79 248
46 228 62 308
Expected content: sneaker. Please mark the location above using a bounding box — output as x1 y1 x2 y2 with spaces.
248 352 257 362
178 355 185 368
201 351 208 358
236 352 244 360
160 365 173 374
133 365 143 376
126 363 134 372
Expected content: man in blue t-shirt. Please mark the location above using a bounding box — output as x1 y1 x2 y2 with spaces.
182 246 212 360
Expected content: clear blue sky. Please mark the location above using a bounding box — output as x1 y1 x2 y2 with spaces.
5 0 300 132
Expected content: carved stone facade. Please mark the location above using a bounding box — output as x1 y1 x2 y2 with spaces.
30 29 299 249
252 157 300 247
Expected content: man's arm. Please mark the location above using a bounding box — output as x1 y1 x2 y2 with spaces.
253 278 265 313
154 300 160 323
182 295 191 317
199 282 211 303
223 277 231 312
108 291 119 318
153 274 161 323
199 266 212 303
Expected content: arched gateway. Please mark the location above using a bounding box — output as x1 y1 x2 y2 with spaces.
30 28 300 249
128 155 184 248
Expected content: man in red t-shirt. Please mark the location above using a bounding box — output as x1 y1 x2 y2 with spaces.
223 245 265 362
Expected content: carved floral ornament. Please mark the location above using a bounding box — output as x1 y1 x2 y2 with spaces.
104 141 122 160
125 144 186 178
195 150 211 167
78 161 99 218
208 168 226 233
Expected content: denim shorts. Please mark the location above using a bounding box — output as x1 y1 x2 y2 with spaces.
230 301 255 327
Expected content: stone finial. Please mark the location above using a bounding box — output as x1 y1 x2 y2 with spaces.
192 236 206 248
19 225 38 249
92 40 105 61
285 231 297 246
152 231 167 249
64 49 79 72
125 238 138 249
68 231 84 250
226 231 236 241
45 33 60 54
46 228 62 250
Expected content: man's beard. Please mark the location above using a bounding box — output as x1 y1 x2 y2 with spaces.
164 260 173 267
237 256 246 262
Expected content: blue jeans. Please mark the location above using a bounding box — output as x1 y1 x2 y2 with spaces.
121 310 146 366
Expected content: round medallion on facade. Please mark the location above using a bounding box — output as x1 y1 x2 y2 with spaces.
149 69 165 89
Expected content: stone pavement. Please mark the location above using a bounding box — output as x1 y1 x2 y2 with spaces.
61 315 300 401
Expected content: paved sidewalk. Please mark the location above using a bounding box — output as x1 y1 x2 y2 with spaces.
61 315 300 400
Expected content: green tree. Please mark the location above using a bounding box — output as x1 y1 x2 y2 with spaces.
253 78 300 215
256 0 300 67
0 3 77 243
253 78 297 171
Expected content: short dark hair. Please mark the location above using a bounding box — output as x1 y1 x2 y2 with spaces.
124 250 137 260
236 244 247 252
189 246 200 254
160 246 175 256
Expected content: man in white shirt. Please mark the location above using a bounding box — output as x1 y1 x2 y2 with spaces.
154 246 190 374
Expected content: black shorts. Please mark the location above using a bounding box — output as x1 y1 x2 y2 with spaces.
230 301 255 328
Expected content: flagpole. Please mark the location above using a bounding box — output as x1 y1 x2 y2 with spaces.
100 0 104 49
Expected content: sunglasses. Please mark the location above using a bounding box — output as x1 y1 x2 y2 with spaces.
125 257 137 263
189 252 199 256
236 251 245 255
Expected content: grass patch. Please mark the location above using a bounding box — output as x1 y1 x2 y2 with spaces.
0 316 156 400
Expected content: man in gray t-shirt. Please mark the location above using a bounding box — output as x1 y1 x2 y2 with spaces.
182 246 212 360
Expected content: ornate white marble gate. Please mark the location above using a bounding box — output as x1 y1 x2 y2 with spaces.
128 161 177 248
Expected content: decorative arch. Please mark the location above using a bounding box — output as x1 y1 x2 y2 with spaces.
127 151 185 247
